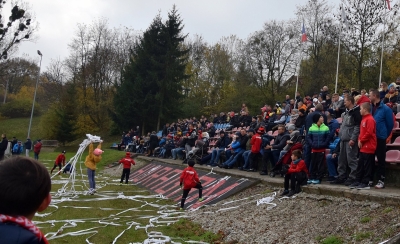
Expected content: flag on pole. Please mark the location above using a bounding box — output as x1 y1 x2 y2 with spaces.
386 0 391 10
301 23 307 42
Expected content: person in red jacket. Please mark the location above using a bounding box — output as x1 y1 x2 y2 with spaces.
179 160 203 210
118 152 136 185
349 102 377 190
51 151 66 175
281 149 309 197
247 126 264 172
33 139 42 160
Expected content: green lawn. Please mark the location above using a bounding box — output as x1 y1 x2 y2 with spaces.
0 116 42 140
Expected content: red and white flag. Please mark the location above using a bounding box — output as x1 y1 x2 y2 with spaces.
386 0 391 10
301 23 307 42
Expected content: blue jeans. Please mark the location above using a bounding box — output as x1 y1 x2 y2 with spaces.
278 150 287 161
210 149 224 164
304 143 311 170
242 150 251 168
224 149 245 167
326 154 338 177
87 168 96 189
171 148 184 159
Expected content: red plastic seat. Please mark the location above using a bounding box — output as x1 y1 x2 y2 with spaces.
393 121 400 132
396 112 400 121
385 150 400 164
387 136 400 146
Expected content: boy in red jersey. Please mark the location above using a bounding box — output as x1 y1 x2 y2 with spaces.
247 126 264 172
281 150 309 197
118 152 136 185
51 150 66 175
179 160 203 210
349 102 377 190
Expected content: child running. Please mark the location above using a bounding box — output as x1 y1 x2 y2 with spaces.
179 160 203 210
281 150 309 197
0 157 51 243
118 152 136 185
51 150 66 175
349 102 377 189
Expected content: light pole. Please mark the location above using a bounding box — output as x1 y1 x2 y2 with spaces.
27 50 42 138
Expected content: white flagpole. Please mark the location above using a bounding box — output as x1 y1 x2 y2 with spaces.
379 1 388 87
335 33 341 94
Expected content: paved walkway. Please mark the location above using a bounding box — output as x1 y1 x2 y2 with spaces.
137 156 400 206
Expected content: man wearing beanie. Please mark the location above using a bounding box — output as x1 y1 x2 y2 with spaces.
331 95 361 186
307 113 331 184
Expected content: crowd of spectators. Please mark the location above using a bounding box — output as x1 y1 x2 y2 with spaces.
121 81 400 195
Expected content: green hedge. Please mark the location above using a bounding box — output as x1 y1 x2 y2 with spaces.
0 99 41 118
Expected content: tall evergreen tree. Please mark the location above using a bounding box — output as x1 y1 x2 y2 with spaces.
113 6 189 132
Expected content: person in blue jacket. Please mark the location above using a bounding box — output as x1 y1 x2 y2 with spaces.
12 141 23 155
369 89 394 189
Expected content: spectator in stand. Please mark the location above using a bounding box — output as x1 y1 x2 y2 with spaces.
260 125 290 175
0 134 8 161
288 109 299 126
24 138 32 157
295 109 306 131
247 127 264 172
172 134 185 160
379 82 388 100
33 139 42 160
370 89 394 189
205 130 230 167
383 83 398 113
348 102 376 190
326 112 340 140
320 86 329 100
266 110 287 131
285 95 291 104
183 123 197 163
330 93 344 118
360 89 367 96
212 114 219 124
249 116 257 130
324 94 332 111
278 124 300 160
304 103 327 170
280 149 309 197
326 129 340 182
297 101 307 112
255 115 266 131
240 103 249 114
283 101 290 115
218 112 227 124
331 95 361 186
147 131 159 157
207 122 216 138
307 114 331 184
239 129 254 171
187 132 209 158
295 92 302 107
221 129 248 169
239 111 252 127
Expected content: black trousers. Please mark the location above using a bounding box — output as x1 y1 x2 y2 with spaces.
249 152 260 170
310 151 325 180
120 168 131 184
373 139 386 182
51 163 62 173
180 183 202 208
284 172 307 191
356 152 374 184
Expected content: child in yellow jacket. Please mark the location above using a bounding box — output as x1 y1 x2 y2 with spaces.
85 142 103 195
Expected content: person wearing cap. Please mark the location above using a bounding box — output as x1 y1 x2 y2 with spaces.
118 152 136 185
307 113 331 184
51 150 66 175
12 141 23 155
84 142 103 195
206 130 231 167
33 139 42 160
383 83 398 112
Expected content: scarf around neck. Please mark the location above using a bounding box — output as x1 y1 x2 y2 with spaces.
0 214 48 244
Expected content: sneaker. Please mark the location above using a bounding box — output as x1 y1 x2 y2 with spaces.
280 190 289 196
287 190 296 197
307 179 313 184
356 183 370 190
344 179 354 186
312 180 320 184
375 180 385 189
259 171 268 175
198 197 204 202
247 168 255 172
349 181 360 189
330 178 346 185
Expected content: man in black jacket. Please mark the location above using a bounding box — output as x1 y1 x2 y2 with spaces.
0 134 7 161
260 125 290 175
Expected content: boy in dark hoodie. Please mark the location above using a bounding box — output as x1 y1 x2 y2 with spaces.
118 152 136 185
0 157 51 244
179 160 203 210
281 150 309 197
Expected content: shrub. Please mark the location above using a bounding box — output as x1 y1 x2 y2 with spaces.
0 99 41 118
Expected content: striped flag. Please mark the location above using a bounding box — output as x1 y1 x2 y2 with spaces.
386 0 391 10
301 23 307 42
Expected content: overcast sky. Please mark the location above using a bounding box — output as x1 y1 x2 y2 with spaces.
15 0 345 70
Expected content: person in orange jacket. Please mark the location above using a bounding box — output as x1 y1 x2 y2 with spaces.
118 152 136 185
51 150 66 175
281 149 309 197
84 142 103 195
179 160 203 210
